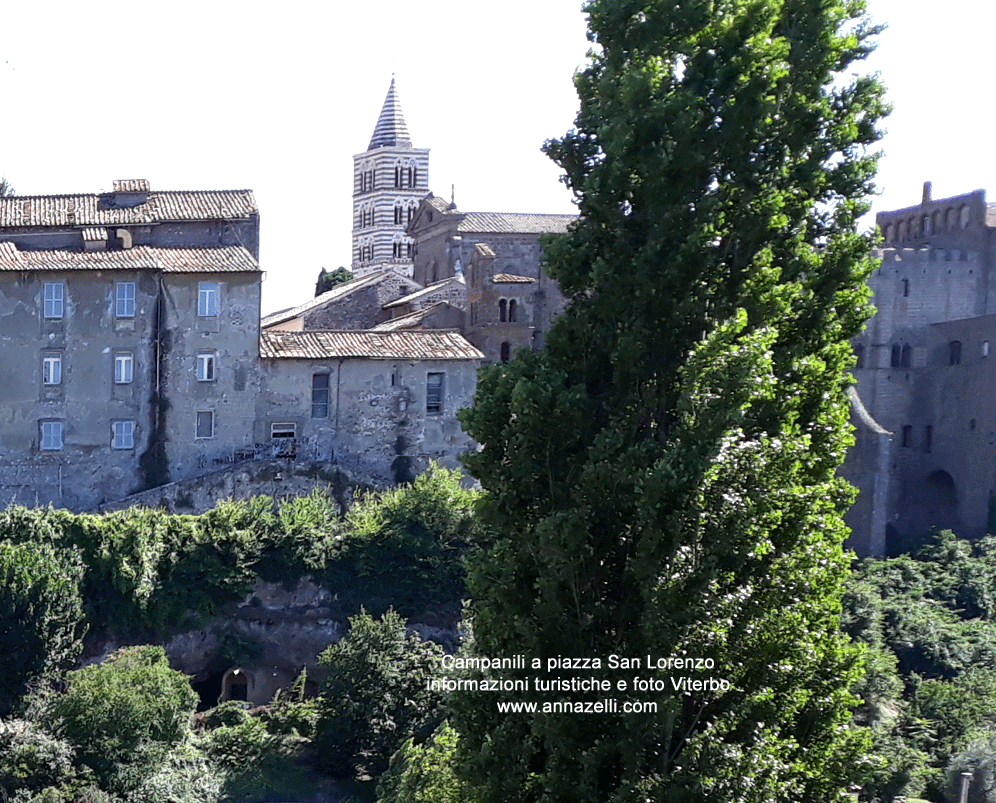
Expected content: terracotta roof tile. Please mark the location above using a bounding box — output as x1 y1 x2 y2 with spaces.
492 273 535 284
457 212 575 235
260 329 483 361
0 244 259 273
371 302 455 331
0 189 257 228
260 272 423 328
383 275 464 309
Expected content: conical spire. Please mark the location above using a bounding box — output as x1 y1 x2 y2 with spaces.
367 77 412 150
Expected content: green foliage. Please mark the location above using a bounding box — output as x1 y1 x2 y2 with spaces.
947 733 996 803
315 266 354 296
315 609 443 780
201 716 310 803
844 532 996 800
376 721 481 803
0 540 86 715
342 465 484 611
36 646 197 794
452 0 887 800
0 177 13 197
0 720 77 800
121 746 224 803
203 701 252 730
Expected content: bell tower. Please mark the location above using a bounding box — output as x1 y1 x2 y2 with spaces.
351 78 430 278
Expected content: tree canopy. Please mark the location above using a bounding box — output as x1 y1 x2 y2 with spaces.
452 0 888 800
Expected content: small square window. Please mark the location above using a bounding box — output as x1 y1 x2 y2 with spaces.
198 283 219 317
115 282 136 317
114 353 133 384
111 420 135 449
196 410 214 439
40 421 63 450
42 353 62 385
271 422 296 439
44 283 64 319
196 351 216 381
426 372 444 415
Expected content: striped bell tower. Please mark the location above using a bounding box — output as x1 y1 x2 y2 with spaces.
351 78 430 278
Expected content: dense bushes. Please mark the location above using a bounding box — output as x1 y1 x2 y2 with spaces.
0 464 484 639
846 531 996 801
0 540 86 716
315 609 443 780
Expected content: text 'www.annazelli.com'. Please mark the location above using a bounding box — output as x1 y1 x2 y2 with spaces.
496 699 658 714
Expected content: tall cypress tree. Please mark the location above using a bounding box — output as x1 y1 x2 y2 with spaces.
452 0 888 801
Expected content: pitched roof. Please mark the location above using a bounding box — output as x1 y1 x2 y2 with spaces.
382 275 464 309
259 329 483 361
371 302 456 331
0 243 259 273
368 77 412 150
260 272 423 329
457 212 575 235
0 188 257 228
493 273 535 284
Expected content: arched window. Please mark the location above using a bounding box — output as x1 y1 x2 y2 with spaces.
508 299 517 322
960 204 971 229
900 344 912 368
394 205 403 225
884 223 894 242
909 216 918 238
854 343 865 369
946 208 957 231
902 278 909 297
395 166 401 188
891 344 901 367
500 342 510 362
933 210 943 233
949 340 962 365
499 299 507 322
922 214 931 236
898 220 907 241
983 341 990 357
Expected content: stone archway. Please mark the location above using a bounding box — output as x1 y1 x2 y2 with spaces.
221 668 249 702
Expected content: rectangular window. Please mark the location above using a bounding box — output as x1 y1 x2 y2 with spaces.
198 283 219 317
40 421 63 450
42 353 62 385
114 353 134 384
111 420 135 449
44 283 64 318
426 372 444 415
312 373 330 419
196 351 216 381
271 422 297 439
115 282 136 317
195 410 214 439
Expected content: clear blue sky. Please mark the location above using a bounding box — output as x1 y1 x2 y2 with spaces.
2 0 987 315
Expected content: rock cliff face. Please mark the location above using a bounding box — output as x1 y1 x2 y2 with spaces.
86 577 461 708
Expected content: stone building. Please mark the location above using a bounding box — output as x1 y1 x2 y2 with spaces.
351 78 429 278
406 194 574 362
0 179 483 512
845 182 996 555
0 182 262 510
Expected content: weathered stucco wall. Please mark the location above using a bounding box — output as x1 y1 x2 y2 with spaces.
258 356 479 485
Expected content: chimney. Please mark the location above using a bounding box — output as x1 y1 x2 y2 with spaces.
922 181 932 204
111 179 150 208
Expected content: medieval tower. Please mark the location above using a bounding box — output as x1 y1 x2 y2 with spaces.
351 78 430 278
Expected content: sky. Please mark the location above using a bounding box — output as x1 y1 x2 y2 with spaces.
2 0 992 316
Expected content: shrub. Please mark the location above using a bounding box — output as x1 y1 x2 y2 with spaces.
315 609 443 779
376 721 481 803
0 540 86 715
37 645 197 794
